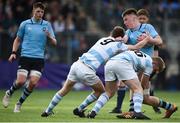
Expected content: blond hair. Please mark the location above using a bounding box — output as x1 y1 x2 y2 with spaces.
152 56 166 72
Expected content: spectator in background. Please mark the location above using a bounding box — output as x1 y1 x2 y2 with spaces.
75 10 88 32
61 0 79 21
53 15 65 34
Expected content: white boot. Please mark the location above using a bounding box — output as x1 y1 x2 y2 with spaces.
14 102 22 113
2 91 11 108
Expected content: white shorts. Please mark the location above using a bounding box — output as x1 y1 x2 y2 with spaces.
67 60 100 86
105 60 138 82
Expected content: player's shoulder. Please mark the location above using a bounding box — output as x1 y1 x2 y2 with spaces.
20 19 32 25
42 20 51 25
142 23 154 29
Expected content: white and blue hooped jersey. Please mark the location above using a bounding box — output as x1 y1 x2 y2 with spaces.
17 18 55 59
126 23 158 57
110 50 153 76
79 36 129 71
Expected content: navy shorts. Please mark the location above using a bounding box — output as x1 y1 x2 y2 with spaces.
18 57 45 73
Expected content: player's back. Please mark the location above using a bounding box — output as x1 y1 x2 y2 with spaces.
79 36 128 71
110 50 153 75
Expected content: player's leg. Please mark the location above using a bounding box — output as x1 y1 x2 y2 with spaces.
149 71 161 113
142 80 177 118
150 87 161 113
73 79 105 118
110 82 126 113
87 81 117 118
73 62 106 117
41 79 75 117
124 79 143 113
2 70 27 108
2 57 29 108
14 70 41 112
117 79 150 119
14 58 44 112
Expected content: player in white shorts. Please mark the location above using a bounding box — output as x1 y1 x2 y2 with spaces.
41 26 151 117
87 50 151 119
87 50 177 119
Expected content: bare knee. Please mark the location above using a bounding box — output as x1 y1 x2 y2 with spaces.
28 77 40 90
16 77 27 87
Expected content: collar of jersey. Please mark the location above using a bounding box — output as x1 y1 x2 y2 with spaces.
31 17 43 24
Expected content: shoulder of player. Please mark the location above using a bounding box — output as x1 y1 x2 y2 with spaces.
42 20 51 26
142 23 154 29
20 19 32 25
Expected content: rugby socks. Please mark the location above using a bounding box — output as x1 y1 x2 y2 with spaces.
78 93 97 111
159 99 173 110
18 87 32 104
133 92 143 113
116 87 126 110
45 92 62 113
92 92 109 113
7 83 20 96
129 99 134 112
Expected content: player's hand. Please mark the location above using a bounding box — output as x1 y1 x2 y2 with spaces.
137 33 147 42
8 54 16 62
44 29 57 46
44 30 51 38
144 33 151 42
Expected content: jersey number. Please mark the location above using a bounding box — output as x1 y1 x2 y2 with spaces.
134 51 146 57
100 39 114 45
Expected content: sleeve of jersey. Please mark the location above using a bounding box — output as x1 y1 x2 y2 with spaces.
48 22 55 38
17 21 26 40
117 42 128 52
144 60 153 76
146 24 158 38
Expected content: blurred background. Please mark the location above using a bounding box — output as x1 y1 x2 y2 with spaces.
0 0 180 91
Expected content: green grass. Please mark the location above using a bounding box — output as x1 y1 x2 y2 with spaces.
0 90 179 122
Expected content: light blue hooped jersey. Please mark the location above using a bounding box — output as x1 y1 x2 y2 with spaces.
79 36 129 71
126 23 158 57
110 50 153 76
17 18 55 59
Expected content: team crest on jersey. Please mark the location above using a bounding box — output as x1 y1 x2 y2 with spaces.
42 27 46 31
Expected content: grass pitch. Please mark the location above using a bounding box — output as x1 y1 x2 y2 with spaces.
0 90 179 122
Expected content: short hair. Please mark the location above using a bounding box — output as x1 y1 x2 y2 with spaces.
111 26 125 38
137 9 149 18
152 56 166 72
33 2 45 10
122 8 137 18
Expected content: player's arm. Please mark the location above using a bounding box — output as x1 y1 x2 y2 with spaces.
46 31 57 46
148 35 163 46
122 35 128 43
127 35 150 50
141 74 150 90
46 23 57 46
8 36 21 62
